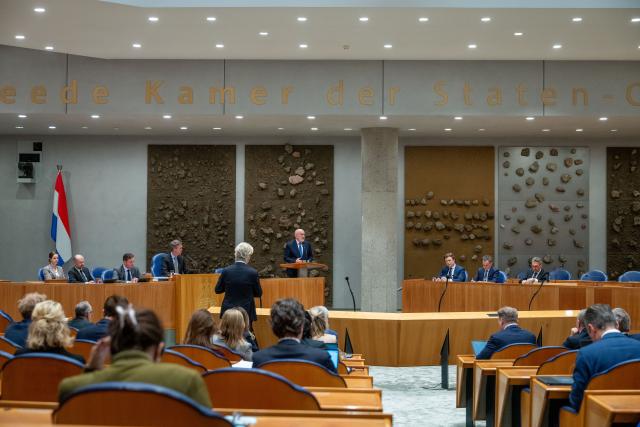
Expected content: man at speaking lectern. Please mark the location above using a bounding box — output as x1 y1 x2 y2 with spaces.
283 229 314 278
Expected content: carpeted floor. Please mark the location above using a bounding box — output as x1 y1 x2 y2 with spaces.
370 365 485 427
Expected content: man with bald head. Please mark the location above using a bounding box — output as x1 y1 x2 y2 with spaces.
67 254 95 283
283 229 314 277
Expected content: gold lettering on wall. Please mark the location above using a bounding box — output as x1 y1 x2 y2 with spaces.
626 82 640 106
463 82 472 106
250 86 267 105
60 80 78 104
209 87 236 104
516 83 528 106
486 87 502 106
145 80 164 104
572 87 589 106
31 85 47 104
178 86 193 104
281 86 293 104
0 86 16 104
433 81 448 106
388 86 399 106
92 86 109 104
358 87 374 106
541 87 557 105
326 80 344 106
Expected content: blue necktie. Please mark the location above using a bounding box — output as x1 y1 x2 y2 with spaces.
126 269 131 281
298 244 303 259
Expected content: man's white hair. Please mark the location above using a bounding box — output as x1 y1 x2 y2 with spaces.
234 242 254 263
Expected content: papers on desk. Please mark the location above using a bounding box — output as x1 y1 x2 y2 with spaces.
232 360 253 368
537 376 574 386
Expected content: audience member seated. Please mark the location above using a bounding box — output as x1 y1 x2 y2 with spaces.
212 308 252 361
569 304 640 410
562 308 592 349
115 253 141 283
68 301 93 331
301 311 325 349
309 305 337 338
76 295 129 341
471 255 501 283
59 305 211 407
309 310 337 344
160 239 189 276
15 300 84 363
42 252 65 280
476 306 537 360
67 254 95 284
235 307 259 352
613 307 640 340
184 309 218 349
519 256 548 284
252 298 336 373
433 252 467 282
5 292 47 347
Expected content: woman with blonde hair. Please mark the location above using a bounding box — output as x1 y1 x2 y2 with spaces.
309 311 337 344
15 300 84 363
213 308 252 361
183 309 218 349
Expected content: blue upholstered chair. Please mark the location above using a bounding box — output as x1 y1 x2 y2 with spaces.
101 269 118 282
38 267 45 281
92 267 108 280
550 268 572 281
516 271 527 281
496 271 507 284
580 270 608 281
618 271 640 282
151 253 165 277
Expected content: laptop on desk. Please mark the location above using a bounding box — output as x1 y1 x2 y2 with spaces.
472 340 487 356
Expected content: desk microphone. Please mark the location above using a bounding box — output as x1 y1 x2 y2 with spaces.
345 276 357 312
528 277 547 310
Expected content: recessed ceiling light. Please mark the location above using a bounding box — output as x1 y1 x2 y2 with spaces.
572 17 583 22
307 115 316 120
297 17 307 22
15 126 24 129
379 116 388 120
481 17 491 22
359 17 369 22
408 128 417 131
444 128 452 132
478 128 486 132
454 116 463 120
48 125 56 129
91 114 100 119
310 127 318 131
144 126 152 130
215 43 224 48
383 44 393 49
610 129 618 132
34 7 45 13
526 116 535 121
468 44 477 49
18 114 27 118
206 16 216 22
45 46 54 50
163 114 172 119
631 18 640 23
277 127 284 130
259 32 269 36
213 127 222 130
235 115 244 119
576 128 583 132
344 128 353 131
553 44 562 49
81 126 88 129
15 35 25 40
180 126 188 130
542 129 551 132
599 117 608 121
148 16 159 22
299 44 308 49
514 32 524 36
132 43 142 48
418 17 429 22
113 127 119 131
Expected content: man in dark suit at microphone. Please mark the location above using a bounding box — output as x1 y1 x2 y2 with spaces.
283 229 314 278
471 255 501 283
434 252 467 282
519 256 548 284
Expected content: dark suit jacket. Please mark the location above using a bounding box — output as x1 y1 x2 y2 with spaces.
76 318 110 342
283 240 314 278
519 268 548 283
115 265 142 281
253 338 336 373
160 253 188 276
15 347 85 364
4 319 30 347
67 267 95 283
438 265 467 282
562 329 592 350
68 318 93 331
473 267 501 282
215 262 262 322
570 332 640 409
476 324 537 360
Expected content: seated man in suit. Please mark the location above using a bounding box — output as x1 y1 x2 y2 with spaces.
434 252 467 282
569 304 640 410
76 295 129 341
283 229 314 278
471 255 501 283
519 256 548 284
613 307 640 340
252 298 336 373
562 309 592 349
4 292 47 347
115 253 141 283
68 301 93 331
476 306 537 359
67 254 95 284
160 239 189 277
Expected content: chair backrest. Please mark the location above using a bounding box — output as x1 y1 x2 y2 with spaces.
101 269 118 281
460 270 468 282
0 336 22 354
69 339 97 362
586 359 640 391
537 350 578 375
0 310 14 333
517 271 527 281
257 359 347 388
53 382 232 427
161 349 206 373
210 343 243 363
491 343 538 359
168 345 231 370
0 350 13 369
580 270 608 281
151 253 165 277
496 271 507 284
1 353 84 401
618 271 640 282
68 327 78 339
38 267 45 281
550 268 572 281
202 368 321 410
91 267 108 280
513 346 568 366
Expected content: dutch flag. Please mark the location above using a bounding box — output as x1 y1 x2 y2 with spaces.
51 170 72 265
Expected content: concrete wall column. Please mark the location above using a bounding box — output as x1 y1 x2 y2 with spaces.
360 127 399 312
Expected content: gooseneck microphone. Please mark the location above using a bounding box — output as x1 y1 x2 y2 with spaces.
437 273 451 313
528 277 547 310
345 276 357 312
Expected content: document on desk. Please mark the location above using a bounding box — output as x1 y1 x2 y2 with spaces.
232 360 253 368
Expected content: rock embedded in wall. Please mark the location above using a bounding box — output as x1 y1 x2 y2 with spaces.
147 145 236 273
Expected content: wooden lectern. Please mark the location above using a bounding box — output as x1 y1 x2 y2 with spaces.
279 262 328 278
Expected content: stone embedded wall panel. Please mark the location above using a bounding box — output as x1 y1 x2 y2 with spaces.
498 147 589 278
244 145 334 304
147 145 236 273
607 147 640 279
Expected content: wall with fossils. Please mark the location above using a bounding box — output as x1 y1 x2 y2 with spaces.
498 147 589 278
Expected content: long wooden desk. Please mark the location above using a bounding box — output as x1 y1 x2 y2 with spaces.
496 366 538 427
402 280 640 322
585 392 640 427
473 360 514 426
530 376 571 427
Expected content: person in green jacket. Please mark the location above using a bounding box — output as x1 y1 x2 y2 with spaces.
59 306 211 408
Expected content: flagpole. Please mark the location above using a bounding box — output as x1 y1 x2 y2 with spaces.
56 164 63 172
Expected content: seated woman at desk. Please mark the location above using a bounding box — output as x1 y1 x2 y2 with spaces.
42 252 65 280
